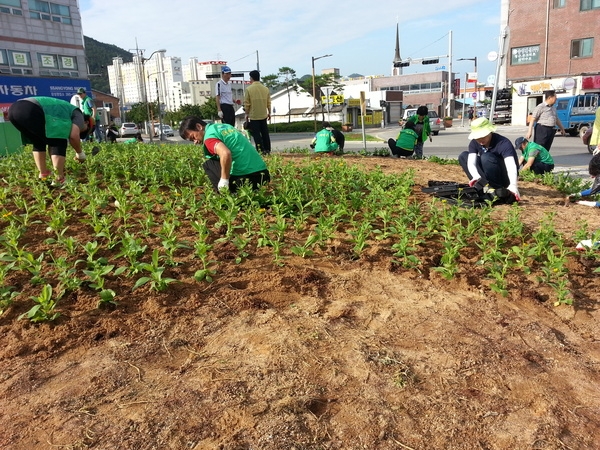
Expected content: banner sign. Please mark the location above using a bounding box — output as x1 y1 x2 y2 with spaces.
0 76 91 104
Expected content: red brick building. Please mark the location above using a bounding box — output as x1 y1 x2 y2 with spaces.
505 0 600 125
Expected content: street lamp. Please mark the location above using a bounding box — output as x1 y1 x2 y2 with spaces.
147 71 166 141
141 49 166 142
312 54 332 132
457 57 477 126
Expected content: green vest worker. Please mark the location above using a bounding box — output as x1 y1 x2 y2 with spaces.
514 137 555 175
7 96 91 186
178 116 270 193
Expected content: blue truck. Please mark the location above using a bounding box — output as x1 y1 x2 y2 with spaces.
555 93 599 137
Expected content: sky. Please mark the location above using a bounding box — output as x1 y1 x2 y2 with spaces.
79 0 503 84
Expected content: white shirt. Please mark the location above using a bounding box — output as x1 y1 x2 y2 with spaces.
215 78 233 105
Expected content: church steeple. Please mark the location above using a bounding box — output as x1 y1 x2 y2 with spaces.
392 23 402 76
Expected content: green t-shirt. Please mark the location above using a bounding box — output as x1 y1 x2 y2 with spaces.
523 142 554 165
203 123 267 176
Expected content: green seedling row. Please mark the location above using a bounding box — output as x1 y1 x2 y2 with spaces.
0 142 597 321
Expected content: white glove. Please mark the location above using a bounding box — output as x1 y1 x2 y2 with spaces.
76 152 86 162
217 178 229 192
507 184 521 201
217 111 224 119
593 147 599 156
577 200 597 207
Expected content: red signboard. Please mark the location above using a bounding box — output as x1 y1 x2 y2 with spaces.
582 75 600 90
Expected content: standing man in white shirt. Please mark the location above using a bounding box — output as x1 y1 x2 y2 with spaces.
526 90 565 152
216 65 235 126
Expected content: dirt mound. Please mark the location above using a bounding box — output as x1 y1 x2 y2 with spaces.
1 156 599 450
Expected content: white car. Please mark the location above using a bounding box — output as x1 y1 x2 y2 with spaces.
119 122 139 137
154 124 174 137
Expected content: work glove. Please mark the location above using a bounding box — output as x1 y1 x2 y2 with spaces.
217 178 230 192
577 200 597 207
75 151 86 163
507 184 521 201
217 111 224 119
594 147 599 156
468 178 480 188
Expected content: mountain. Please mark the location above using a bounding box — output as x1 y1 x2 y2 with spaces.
84 36 133 94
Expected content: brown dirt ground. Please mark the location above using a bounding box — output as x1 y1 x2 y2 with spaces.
1 156 600 450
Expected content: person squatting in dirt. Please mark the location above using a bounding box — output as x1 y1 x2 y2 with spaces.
567 153 600 208
310 122 342 156
514 137 555 175
388 120 418 158
179 116 270 194
458 117 521 203
8 96 91 187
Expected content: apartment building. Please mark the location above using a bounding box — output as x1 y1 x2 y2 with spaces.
0 0 90 119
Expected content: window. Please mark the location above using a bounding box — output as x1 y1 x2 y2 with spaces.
571 38 594 58
511 45 540 65
29 0 71 23
0 0 22 15
581 0 600 10
0 49 33 74
553 0 565 7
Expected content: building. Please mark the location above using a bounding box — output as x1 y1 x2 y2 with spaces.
0 0 90 119
505 0 600 125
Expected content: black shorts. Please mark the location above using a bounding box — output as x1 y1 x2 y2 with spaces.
8 99 82 157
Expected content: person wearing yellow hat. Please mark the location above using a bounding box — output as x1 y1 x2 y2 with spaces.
458 117 521 202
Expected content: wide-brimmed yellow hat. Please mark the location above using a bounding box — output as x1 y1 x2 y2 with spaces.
468 117 497 140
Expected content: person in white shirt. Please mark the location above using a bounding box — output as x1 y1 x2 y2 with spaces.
216 66 235 126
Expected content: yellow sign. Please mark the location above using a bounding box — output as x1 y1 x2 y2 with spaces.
348 99 361 107
320 95 344 104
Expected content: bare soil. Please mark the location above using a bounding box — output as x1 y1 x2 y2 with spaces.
1 156 599 450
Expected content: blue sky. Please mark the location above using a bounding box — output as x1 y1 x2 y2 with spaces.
79 0 502 84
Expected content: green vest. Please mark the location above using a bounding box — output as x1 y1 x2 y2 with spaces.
523 142 554 165
203 123 267 176
80 96 94 116
313 128 339 153
32 96 78 139
395 129 418 150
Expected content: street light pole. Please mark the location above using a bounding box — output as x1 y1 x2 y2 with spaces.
311 54 332 132
141 49 166 143
457 57 477 124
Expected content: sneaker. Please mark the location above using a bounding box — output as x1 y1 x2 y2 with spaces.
391 154 399 159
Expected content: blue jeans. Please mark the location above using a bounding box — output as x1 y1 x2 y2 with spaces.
414 142 424 158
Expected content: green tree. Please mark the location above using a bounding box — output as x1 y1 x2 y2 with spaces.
300 73 344 124
127 102 157 124
277 67 297 123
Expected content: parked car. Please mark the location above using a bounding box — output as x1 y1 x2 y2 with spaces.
154 124 175 137
119 122 139 138
401 108 444 135
582 126 597 155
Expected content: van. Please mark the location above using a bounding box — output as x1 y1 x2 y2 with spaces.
555 94 599 137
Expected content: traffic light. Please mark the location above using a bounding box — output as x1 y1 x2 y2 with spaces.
485 90 493 99
421 59 439 65
394 61 410 68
